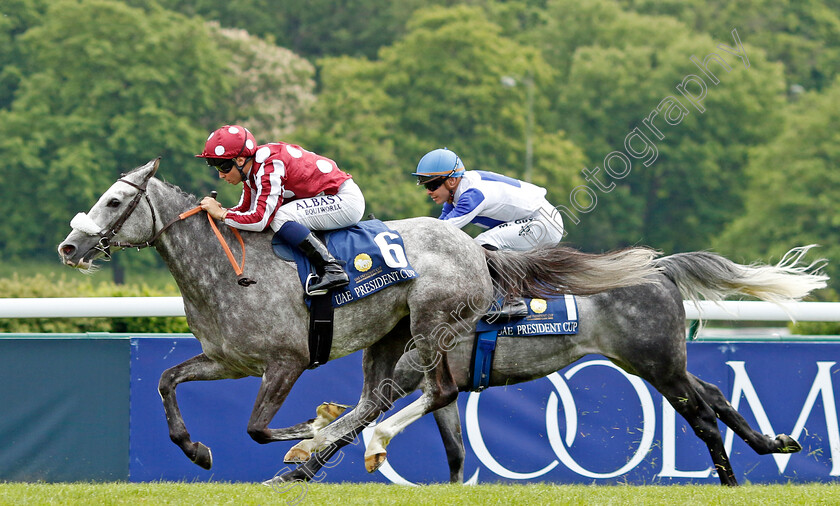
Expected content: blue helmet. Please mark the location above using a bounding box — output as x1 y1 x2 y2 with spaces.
412 148 465 184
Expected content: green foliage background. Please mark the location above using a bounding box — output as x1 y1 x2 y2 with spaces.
1 0 837 298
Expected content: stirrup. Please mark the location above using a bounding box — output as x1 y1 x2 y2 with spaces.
305 271 349 296
304 273 329 296
482 299 529 323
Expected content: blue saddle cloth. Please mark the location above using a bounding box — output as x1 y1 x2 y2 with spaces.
271 220 418 307
476 295 579 336
471 295 578 391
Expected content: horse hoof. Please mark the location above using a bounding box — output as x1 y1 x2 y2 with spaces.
262 473 305 487
284 447 311 463
192 442 213 469
776 434 802 453
365 452 387 473
317 402 350 422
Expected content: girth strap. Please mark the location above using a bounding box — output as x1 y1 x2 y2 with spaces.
307 294 334 369
469 330 498 391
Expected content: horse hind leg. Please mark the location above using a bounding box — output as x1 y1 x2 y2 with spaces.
432 400 465 483
689 373 802 455
362 354 459 473
660 380 739 486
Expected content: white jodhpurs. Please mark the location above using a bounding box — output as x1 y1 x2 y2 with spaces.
475 201 565 251
270 179 366 232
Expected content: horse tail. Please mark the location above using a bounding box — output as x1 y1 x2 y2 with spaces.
655 245 828 306
483 245 661 298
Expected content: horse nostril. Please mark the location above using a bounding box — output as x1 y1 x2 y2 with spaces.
60 244 76 257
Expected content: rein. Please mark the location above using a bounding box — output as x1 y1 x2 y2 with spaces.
103 177 255 287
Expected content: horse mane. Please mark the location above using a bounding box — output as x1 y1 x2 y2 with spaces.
154 177 198 204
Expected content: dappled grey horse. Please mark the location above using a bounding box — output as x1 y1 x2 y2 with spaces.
275 247 827 487
57 158 660 473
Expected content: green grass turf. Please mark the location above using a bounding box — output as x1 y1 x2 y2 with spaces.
0 483 838 506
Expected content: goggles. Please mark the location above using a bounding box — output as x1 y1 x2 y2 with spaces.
206 157 235 174
418 175 446 192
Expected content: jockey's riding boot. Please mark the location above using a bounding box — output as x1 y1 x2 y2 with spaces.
483 297 529 322
298 233 350 293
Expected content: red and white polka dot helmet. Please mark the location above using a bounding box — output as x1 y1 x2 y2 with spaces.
196 125 257 159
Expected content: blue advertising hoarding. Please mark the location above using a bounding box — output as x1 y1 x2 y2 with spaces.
129 336 840 485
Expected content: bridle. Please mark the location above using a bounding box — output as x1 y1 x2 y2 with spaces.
94 173 158 258
89 172 255 286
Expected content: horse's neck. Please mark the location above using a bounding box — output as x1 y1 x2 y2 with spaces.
147 181 230 300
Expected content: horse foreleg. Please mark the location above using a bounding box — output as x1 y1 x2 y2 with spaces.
270 419 366 484
661 380 738 486
359 311 462 473
689 373 802 455
364 345 459 473
248 401 349 444
246 362 307 444
432 400 465 483
158 353 243 469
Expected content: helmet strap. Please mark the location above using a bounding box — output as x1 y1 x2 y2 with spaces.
235 157 253 182
446 177 460 203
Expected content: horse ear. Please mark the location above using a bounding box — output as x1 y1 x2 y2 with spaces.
136 157 160 182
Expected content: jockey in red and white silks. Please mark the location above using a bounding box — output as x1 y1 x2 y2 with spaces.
224 142 364 233
197 125 365 293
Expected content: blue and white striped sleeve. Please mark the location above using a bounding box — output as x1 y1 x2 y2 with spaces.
440 188 485 229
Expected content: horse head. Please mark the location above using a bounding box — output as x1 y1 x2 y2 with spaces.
58 158 160 270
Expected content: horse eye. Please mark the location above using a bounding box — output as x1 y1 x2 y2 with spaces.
107 198 121 208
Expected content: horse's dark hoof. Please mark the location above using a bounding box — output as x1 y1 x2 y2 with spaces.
776 434 802 454
192 442 213 469
263 469 310 486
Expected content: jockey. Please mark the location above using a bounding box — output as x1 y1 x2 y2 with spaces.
198 125 365 293
413 147 565 317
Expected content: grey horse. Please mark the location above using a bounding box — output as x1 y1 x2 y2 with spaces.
274 247 827 486
56 158 659 473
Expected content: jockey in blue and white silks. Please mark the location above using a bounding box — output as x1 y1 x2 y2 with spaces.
413 148 564 251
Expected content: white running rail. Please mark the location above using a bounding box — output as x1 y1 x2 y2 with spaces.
0 298 838 321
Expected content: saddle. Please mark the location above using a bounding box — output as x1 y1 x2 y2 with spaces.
272 220 417 308
271 220 418 368
471 295 579 391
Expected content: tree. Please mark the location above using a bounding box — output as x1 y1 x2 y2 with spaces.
295 56 424 221
207 23 318 205
300 5 585 223
0 0 234 262
714 77 840 297
0 0 49 109
154 0 458 59
531 0 787 252
620 0 840 92
210 24 316 143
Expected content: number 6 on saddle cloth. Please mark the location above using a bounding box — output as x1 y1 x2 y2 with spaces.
272 220 418 368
